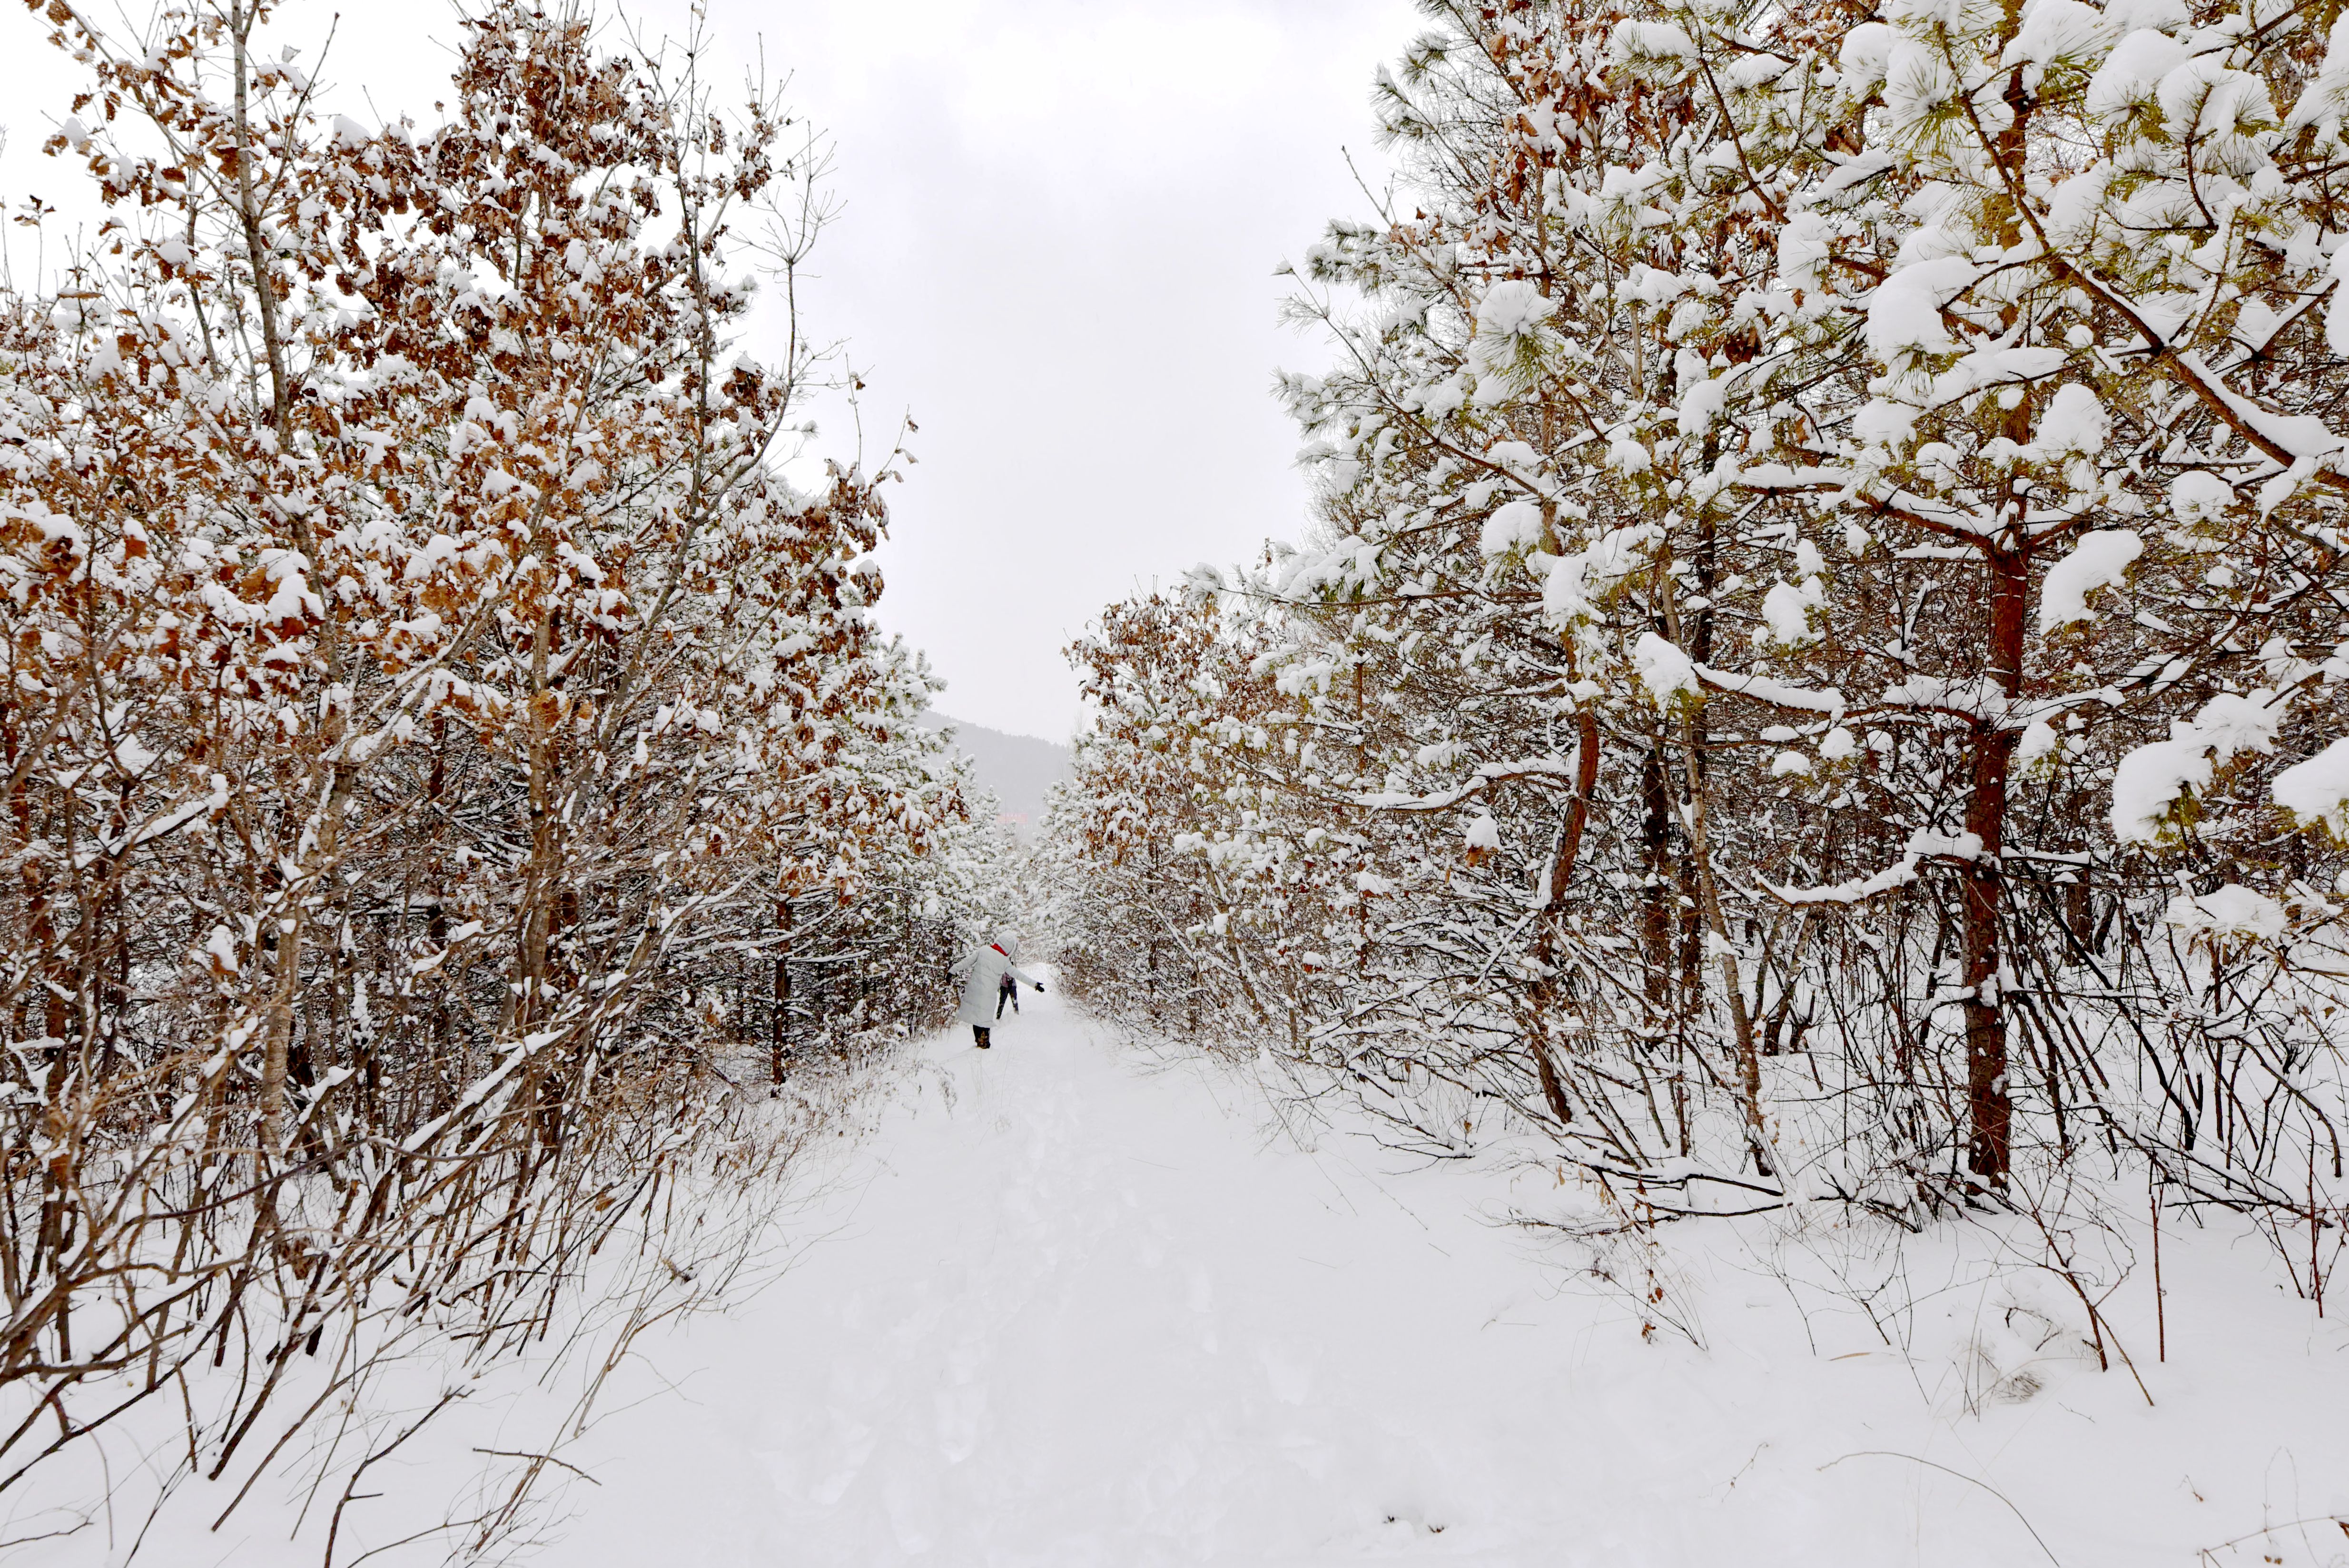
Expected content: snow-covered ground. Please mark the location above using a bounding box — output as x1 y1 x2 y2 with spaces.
526 984 2349 1567
37 984 2342 1565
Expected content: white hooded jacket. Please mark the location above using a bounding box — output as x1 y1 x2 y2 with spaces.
950 938 1039 1027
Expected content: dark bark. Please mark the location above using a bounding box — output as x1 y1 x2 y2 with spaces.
1963 545 2027 1188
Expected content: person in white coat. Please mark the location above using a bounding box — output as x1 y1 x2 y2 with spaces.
951 936 1041 1048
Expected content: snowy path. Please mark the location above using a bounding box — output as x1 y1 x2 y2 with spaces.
562 989 1591 1564
543 988 2349 1568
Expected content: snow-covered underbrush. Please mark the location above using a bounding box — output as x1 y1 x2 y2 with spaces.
1051 896 2349 1548
0 1058 898 1568
1155 1025 2349 1565
1534 1161 2349 1566
1199 917 2349 1330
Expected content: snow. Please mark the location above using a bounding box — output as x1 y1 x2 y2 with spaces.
2112 690 2291 841
1881 39 1960 137
2171 469 2236 523
33 993 2349 1567
2037 528 2142 633
1770 828 1984 903
1676 375 1727 437
1632 631 1698 707
2003 0 2108 69
2111 735 2213 843
1851 397 1915 451
2084 29 2194 125
1541 522 1659 628
1880 672 2008 716
2182 350 2346 460
1471 280 1553 343
1477 499 1544 557
403 532 461 581
1483 440 1546 478
2190 689 2287 759
1776 213 1834 292
1346 756 1579 813
1839 21 1896 90
2158 57 2274 144
2292 10 2349 128
521 1002 2349 1564
1696 662 1846 713
264 566 322 628
1757 573 1824 646
1605 432 1652 474
2016 718 2060 768
2165 883 2289 939
2274 736 2349 837
1610 19 1696 62
1866 254 1975 360
2032 382 2108 456
1469 283 1555 397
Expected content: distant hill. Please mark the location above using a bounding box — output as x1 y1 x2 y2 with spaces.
917 712 1073 840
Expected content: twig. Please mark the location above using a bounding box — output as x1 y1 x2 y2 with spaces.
1820 1451 2063 1566
471 1447 602 1485
322 1388 466 1568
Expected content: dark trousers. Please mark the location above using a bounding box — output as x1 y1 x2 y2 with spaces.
997 976 1019 1018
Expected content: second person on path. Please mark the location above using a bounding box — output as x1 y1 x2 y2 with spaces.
951 935 1042 1049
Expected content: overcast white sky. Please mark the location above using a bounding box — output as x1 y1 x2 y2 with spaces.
0 0 1421 741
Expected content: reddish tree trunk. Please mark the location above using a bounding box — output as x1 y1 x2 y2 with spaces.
1963 546 2027 1187
1527 696 1603 1127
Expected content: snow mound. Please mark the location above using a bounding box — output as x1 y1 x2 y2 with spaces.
2274 736 2349 838
2037 529 2142 633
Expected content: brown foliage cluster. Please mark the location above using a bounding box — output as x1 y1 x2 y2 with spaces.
0 0 982 1541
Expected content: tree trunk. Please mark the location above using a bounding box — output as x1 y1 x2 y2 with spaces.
260 914 300 1159
1962 545 2027 1189
1639 741 1673 1018
1681 710 1769 1178
1525 689 1602 1126
1660 553 1769 1177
